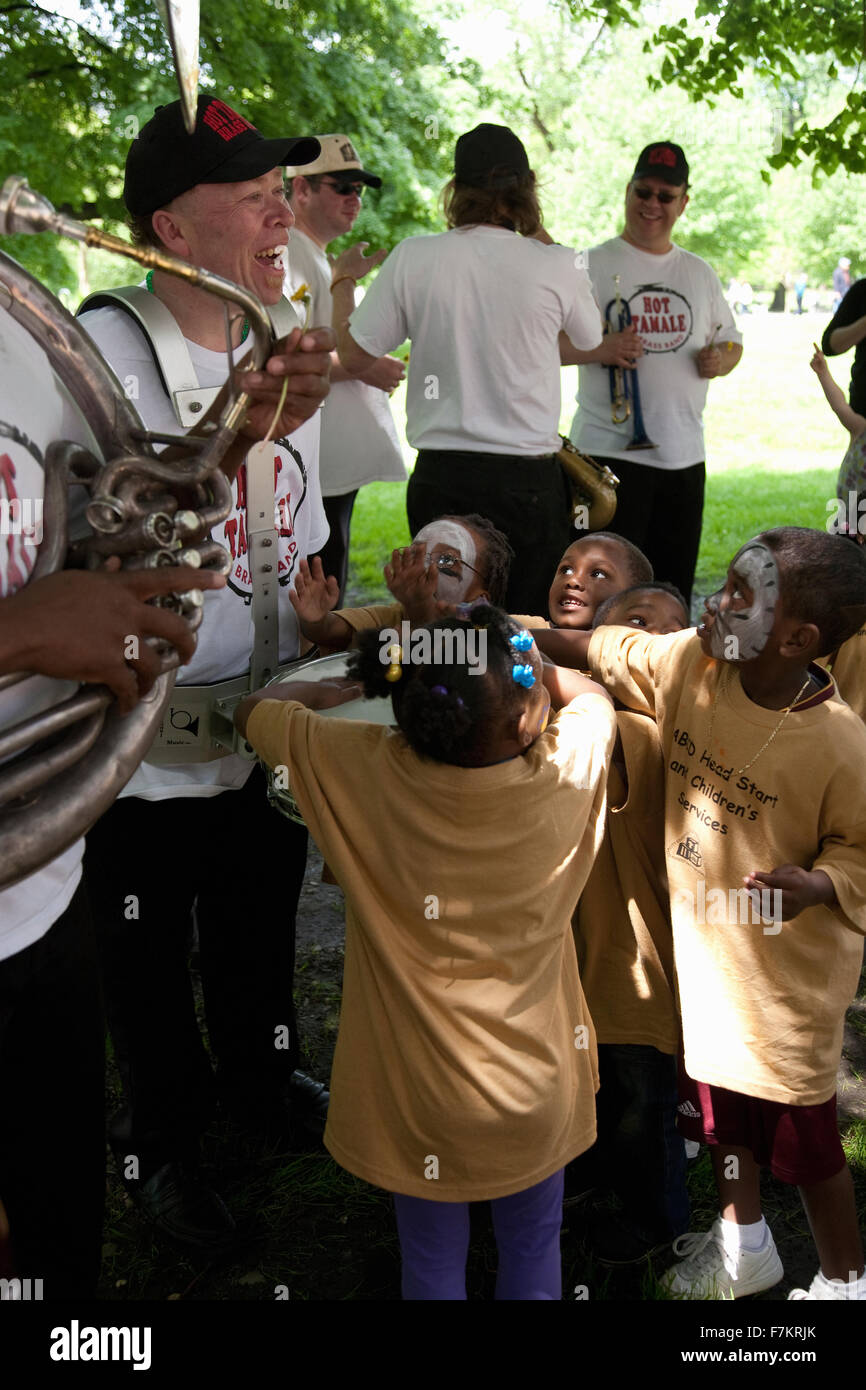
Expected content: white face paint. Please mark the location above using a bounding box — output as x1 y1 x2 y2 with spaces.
705 540 779 661
413 521 479 601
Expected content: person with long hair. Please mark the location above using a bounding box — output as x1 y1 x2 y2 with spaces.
330 124 619 617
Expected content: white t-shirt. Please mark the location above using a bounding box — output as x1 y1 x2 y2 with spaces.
79 305 329 799
287 229 405 496
0 309 90 959
348 226 603 456
571 237 741 469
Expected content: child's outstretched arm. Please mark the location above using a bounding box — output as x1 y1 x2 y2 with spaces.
235 676 363 739
541 659 612 709
533 627 592 668
289 557 354 648
810 345 866 437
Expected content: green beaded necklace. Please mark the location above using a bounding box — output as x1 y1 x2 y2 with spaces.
145 269 249 342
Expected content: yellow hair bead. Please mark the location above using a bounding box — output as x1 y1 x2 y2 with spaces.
385 643 403 683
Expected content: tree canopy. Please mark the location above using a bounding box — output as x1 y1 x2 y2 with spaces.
0 0 476 287
4 0 866 294
562 0 866 177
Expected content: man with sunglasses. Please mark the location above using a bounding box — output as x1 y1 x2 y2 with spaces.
569 142 742 606
286 136 406 604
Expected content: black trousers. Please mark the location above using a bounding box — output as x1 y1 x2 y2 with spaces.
0 882 105 1297
313 490 359 607
84 765 308 1177
407 450 574 617
586 456 706 608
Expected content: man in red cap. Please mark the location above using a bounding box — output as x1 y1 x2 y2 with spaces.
569 142 743 607
79 96 333 1249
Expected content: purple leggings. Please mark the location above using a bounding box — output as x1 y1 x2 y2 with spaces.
392 1169 564 1300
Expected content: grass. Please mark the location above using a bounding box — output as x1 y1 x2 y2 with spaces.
348 309 844 605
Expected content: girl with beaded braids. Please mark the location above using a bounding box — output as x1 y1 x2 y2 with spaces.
236 605 616 1300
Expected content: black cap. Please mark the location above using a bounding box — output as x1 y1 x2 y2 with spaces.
632 142 689 187
124 96 321 216
454 123 530 189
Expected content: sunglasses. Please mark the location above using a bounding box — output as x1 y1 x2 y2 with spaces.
631 185 683 205
319 179 365 198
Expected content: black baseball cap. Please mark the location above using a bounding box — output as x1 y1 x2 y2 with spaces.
632 142 690 187
454 123 531 189
124 95 321 216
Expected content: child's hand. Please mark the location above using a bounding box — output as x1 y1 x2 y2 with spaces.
260 678 364 710
384 544 439 624
743 864 836 922
289 557 340 623
810 344 828 375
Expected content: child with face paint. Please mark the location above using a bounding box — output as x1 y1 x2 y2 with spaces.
581 527 866 1300
289 514 512 650
568 585 690 1263
235 607 616 1299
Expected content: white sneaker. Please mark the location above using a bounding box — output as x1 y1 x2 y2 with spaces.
789 1269 866 1300
660 1217 784 1299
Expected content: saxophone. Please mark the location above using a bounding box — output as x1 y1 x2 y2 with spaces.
556 436 620 531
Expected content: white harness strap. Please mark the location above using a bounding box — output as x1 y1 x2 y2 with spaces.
77 287 301 427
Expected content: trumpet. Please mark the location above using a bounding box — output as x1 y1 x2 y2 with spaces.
604 274 655 451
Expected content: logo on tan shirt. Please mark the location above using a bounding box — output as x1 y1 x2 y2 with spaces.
674 834 703 868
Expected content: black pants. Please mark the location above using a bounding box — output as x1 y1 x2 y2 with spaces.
313 490 359 607
586 456 705 608
0 882 105 1297
407 450 574 617
85 765 307 1177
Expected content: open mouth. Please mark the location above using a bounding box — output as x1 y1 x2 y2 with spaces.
256 244 288 273
557 594 586 609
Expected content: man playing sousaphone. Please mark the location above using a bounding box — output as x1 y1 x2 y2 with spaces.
79 96 333 1249
568 142 742 606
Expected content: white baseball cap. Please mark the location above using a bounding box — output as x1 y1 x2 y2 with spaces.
285 134 381 187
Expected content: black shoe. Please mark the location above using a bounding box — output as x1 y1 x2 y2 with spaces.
125 1162 236 1248
289 1070 329 1137
221 1071 330 1145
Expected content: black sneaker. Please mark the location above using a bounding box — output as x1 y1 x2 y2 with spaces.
288 1070 330 1137
126 1162 236 1248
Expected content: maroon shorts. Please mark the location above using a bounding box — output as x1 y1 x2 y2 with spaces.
676 1063 845 1186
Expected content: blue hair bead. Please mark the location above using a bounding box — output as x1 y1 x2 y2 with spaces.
510 629 533 652
512 664 535 688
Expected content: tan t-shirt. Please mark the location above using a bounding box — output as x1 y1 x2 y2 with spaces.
574 711 678 1054
588 626 866 1106
336 601 405 635
247 692 617 1200
820 625 866 723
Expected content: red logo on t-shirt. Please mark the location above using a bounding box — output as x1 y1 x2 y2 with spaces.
202 99 255 143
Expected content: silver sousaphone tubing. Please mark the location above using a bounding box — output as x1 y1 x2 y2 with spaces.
0 176 275 887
